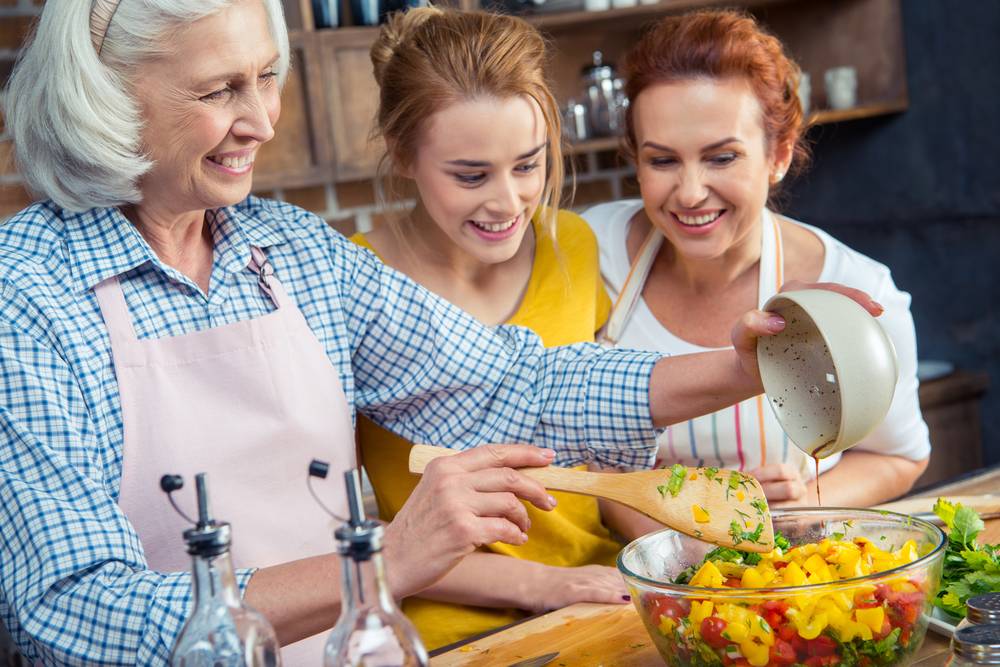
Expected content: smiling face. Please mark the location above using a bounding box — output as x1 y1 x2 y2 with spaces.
405 95 548 265
132 0 281 218
633 77 791 262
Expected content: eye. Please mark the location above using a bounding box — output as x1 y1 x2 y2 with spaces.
200 86 232 102
454 172 486 185
515 162 540 174
259 71 278 84
649 156 677 167
708 152 739 166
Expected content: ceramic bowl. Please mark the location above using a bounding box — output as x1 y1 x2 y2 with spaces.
756 289 898 458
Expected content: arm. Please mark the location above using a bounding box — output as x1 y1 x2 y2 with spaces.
771 450 928 507
415 552 628 614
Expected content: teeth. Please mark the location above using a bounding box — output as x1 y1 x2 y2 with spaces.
210 154 254 169
677 211 723 226
472 216 517 233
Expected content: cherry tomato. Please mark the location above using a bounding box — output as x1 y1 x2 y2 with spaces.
700 616 731 650
762 600 790 615
648 595 687 622
770 638 798 665
807 635 838 657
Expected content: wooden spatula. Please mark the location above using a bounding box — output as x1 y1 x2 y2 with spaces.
408 445 775 552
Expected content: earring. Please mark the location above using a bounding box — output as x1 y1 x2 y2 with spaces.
773 171 785 183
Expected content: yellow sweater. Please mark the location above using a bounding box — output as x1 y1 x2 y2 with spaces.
349 210 618 650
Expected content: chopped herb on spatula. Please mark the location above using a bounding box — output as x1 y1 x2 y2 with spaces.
932 497 1000 618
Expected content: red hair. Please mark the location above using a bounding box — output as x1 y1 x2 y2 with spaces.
622 9 809 178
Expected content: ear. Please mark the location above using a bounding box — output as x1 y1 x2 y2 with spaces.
769 140 794 185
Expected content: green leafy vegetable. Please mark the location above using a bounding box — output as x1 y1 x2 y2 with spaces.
666 463 686 497
933 497 1000 618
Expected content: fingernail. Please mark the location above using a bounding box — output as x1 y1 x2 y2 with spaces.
766 315 786 332
547 495 558 508
622 595 631 602
520 532 529 543
542 449 556 459
871 301 885 315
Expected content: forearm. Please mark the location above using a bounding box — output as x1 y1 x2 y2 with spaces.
786 450 928 508
599 497 665 543
416 552 544 610
648 351 760 428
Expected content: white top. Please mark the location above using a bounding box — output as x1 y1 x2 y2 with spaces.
584 199 931 477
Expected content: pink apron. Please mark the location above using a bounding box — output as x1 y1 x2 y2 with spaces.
94 246 354 665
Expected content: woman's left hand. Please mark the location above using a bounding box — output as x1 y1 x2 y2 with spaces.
748 462 810 506
730 280 884 387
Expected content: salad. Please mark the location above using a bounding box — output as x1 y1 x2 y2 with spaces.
931 498 1000 619
639 533 932 666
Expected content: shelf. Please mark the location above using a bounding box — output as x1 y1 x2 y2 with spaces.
525 0 791 30
565 136 623 155
807 100 908 126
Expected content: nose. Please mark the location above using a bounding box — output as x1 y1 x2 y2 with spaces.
486 172 523 218
676 164 709 209
232 88 277 144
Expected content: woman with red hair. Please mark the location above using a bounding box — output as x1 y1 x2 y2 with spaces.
584 10 930 530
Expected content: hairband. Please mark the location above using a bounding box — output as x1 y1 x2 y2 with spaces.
90 0 122 55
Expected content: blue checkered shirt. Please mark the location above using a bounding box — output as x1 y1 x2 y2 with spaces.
0 197 660 665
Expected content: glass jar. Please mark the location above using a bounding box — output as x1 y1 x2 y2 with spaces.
945 624 1000 666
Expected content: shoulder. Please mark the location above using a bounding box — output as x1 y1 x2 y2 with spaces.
551 209 598 254
0 201 69 267
782 215 903 303
580 199 643 242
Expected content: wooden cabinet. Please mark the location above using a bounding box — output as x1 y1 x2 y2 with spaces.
915 370 990 490
259 0 908 187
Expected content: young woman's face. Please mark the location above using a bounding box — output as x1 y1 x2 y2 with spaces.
633 77 790 262
407 95 548 265
133 0 281 217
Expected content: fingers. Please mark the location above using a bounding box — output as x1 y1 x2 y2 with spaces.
446 444 555 472
760 478 808 502
462 489 532 533
749 463 800 483
780 281 883 317
467 465 556 512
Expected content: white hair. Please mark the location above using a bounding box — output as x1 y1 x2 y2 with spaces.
3 0 290 212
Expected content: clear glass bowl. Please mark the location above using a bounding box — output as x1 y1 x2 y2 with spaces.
618 508 946 667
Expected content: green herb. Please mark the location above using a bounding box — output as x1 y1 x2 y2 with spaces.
727 472 740 490
933 497 1000 618
750 498 768 515
831 531 845 541
656 484 669 498
728 520 764 546
704 466 719 480
666 463 687 497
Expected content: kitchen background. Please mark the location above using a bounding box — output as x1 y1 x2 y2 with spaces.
1 0 998 482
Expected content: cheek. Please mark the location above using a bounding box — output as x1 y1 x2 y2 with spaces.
265 88 281 126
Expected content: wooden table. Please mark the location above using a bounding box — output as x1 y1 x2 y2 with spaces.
431 465 1000 666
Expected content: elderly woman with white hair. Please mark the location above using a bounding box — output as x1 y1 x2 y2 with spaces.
0 0 881 664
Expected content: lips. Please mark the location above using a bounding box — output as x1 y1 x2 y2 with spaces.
676 210 724 227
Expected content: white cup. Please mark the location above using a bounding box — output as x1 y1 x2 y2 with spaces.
824 66 857 110
584 0 611 10
797 72 811 116
611 0 638 7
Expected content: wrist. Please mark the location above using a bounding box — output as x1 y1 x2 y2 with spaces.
380 520 418 599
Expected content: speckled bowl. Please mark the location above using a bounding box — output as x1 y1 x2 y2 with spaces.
757 289 898 458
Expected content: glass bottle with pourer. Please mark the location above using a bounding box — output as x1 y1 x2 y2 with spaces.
161 473 281 667
309 462 428 666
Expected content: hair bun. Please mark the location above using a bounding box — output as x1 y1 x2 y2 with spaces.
370 7 443 87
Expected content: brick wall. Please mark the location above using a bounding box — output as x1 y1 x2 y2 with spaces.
0 5 633 231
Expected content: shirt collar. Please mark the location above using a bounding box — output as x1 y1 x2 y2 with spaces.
64 196 288 292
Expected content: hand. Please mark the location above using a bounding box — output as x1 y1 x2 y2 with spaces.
748 462 810 506
522 563 630 615
382 444 557 597
731 280 884 387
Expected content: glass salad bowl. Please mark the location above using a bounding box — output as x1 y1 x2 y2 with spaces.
618 508 946 666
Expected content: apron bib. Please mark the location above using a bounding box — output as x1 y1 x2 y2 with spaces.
95 246 353 664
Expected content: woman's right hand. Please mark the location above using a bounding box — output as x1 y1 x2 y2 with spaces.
382 444 558 597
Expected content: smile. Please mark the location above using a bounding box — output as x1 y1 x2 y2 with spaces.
676 211 724 227
470 216 518 233
207 153 254 169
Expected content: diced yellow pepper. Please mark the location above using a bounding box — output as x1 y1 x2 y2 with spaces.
797 611 829 640
658 615 676 636
856 607 885 634
690 561 724 588
692 505 711 524
737 491 745 502
724 619 750 642
689 600 714 627
740 639 770 666
783 561 807 586
741 567 766 588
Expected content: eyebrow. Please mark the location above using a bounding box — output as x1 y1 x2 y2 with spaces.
445 142 547 168
641 137 743 152
195 54 281 87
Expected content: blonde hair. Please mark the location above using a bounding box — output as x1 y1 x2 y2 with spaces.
369 7 566 239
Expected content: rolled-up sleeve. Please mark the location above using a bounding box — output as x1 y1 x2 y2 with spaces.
339 240 662 468
0 288 254 665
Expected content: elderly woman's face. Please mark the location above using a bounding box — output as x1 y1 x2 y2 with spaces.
132 0 280 217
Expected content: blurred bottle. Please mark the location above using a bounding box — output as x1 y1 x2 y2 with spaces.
944 624 1000 666
324 470 427 667
957 594 1000 631
165 474 281 667
313 0 340 28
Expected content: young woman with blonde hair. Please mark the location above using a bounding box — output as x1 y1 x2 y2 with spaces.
352 6 629 649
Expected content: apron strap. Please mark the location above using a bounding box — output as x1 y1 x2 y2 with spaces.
93 276 140 345
247 246 295 310
599 227 663 346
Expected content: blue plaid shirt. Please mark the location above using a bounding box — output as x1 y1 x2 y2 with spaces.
0 196 660 665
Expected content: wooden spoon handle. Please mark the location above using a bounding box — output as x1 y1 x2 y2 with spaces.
408 444 615 499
